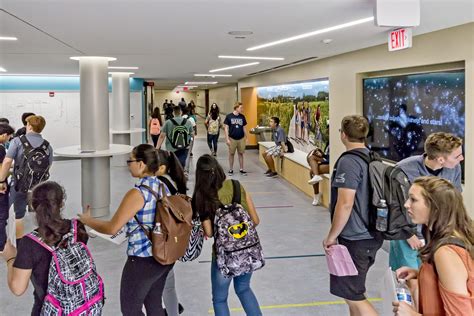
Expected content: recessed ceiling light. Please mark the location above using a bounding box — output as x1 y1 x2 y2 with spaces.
108 66 139 70
247 16 374 51
209 62 259 73
0 37 18 41
0 67 7 72
322 39 333 44
218 55 284 61
108 72 135 75
0 73 79 76
228 31 253 36
185 81 218 85
194 74 232 77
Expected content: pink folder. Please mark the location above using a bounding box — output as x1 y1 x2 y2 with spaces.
325 245 358 276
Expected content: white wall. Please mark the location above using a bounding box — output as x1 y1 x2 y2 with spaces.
209 84 238 114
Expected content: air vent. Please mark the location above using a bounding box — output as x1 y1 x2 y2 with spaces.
246 56 318 76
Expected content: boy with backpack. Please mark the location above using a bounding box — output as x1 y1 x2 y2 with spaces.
323 115 382 316
0 115 53 238
156 106 193 168
389 132 463 273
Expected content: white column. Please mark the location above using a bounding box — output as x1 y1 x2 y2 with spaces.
71 56 116 217
111 72 132 144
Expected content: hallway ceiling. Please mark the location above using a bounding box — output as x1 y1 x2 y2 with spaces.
1 0 473 89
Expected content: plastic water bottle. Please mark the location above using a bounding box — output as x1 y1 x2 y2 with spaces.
376 199 388 232
153 223 162 235
396 279 413 305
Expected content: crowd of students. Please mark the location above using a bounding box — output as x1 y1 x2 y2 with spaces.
0 108 473 316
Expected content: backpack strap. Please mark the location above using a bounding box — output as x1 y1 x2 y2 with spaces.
180 118 188 126
19 135 34 156
170 118 179 126
157 176 178 195
231 179 241 204
134 184 161 237
26 231 54 253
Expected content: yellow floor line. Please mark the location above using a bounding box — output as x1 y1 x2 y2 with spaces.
208 298 383 313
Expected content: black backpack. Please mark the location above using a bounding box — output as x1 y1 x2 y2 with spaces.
285 138 294 153
15 135 51 193
167 118 190 150
334 150 416 240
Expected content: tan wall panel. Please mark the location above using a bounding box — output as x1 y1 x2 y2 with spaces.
241 87 258 146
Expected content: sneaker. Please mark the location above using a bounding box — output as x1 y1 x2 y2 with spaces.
308 175 323 185
266 171 278 178
212 151 217 156
239 169 247 176
264 169 272 175
228 170 234 175
189 153 193 157
312 195 320 206
178 303 184 314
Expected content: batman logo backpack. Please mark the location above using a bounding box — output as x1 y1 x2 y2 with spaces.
214 180 265 277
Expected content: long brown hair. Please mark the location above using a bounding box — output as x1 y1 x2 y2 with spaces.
413 176 474 263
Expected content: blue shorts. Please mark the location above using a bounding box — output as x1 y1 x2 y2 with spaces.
389 239 422 270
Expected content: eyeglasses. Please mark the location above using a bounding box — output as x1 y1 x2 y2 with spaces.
126 159 142 165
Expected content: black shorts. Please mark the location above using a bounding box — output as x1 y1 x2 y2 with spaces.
330 237 383 301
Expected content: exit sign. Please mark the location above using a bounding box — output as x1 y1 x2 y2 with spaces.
388 28 412 51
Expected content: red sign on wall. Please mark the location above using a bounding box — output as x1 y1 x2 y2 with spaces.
388 28 412 51
49 92 55 97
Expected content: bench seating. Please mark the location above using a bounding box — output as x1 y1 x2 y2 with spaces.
258 141 330 208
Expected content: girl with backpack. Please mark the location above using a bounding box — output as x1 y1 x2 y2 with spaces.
392 176 473 316
205 103 221 156
192 155 262 316
79 144 173 316
156 149 187 316
1 181 102 316
150 107 163 147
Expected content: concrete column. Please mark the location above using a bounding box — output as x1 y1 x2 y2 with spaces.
111 72 132 144
71 56 116 217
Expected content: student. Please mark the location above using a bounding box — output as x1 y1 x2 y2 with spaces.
178 98 187 113
162 99 169 112
156 149 186 316
14 112 35 138
323 115 383 316
149 107 163 148
205 103 221 156
182 107 196 158
261 116 286 178
392 176 473 316
164 100 174 121
192 155 262 316
0 115 53 238
390 132 464 274
0 181 89 316
156 106 194 168
224 102 248 176
0 118 10 124
78 144 173 316
306 145 329 206
0 123 14 251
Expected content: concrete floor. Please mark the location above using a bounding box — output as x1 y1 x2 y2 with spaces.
0 127 389 315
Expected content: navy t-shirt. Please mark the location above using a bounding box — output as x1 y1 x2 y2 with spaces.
224 113 247 140
272 126 286 146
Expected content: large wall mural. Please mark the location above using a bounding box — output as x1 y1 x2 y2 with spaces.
257 79 329 152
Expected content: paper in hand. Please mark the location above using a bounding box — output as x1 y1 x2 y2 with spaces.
89 227 127 245
7 204 16 247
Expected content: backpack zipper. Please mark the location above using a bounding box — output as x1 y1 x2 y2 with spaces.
224 241 259 253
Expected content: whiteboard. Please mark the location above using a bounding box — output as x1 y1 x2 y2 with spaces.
0 91 144 150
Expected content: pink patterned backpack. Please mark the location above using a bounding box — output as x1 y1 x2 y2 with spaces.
27 219 104 315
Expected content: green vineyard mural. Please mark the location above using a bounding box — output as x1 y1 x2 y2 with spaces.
257 80 329 152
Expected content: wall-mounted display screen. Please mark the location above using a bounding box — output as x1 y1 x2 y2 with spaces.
363 70 465 162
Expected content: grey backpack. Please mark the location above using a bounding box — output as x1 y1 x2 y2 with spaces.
214 180 265 277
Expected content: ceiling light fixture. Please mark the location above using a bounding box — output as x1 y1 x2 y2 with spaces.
0 67 7 72
247 16 374 51
0 37 18 41
194 74 232 77
108 72 135 75
209 62 259 73
0 73 79 76
219 55 284 60
108 66 139 70
185 81 218 85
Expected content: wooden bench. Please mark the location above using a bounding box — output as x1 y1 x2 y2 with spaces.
258 141 330 208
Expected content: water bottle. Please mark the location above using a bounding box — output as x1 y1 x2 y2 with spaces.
396 279 413 305
376 199 388 232
153 223 162 235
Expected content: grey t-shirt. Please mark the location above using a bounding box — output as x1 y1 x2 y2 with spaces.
330 148 373 240
6 132 54 181
160 116 194 152
272 126 286 146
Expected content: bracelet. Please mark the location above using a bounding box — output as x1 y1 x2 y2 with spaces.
6 257 16 264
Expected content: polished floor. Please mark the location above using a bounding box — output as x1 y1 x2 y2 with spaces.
0 128 389 315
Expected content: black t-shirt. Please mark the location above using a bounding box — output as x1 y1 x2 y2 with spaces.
224 113 247 140
426 165 443 176
13 221 88 316
14 126 27 138
0 143 5 163
0 144 8 209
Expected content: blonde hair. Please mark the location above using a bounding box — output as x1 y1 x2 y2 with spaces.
413 176 473 263
233 102 243 110
26 115 46 133
424 132 462 159
340 115 369 143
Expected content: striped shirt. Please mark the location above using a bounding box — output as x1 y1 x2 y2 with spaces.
126 176 169 257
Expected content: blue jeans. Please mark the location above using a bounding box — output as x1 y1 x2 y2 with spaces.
207 134 219 153
211 261 261 316
173 149 189 168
